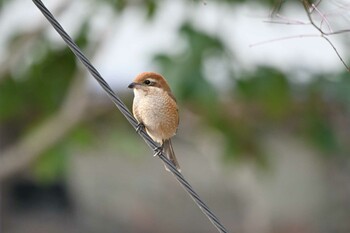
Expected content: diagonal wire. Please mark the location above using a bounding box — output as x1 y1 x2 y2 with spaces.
32 1 229 232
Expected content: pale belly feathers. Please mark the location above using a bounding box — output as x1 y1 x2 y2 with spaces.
132 87 178 143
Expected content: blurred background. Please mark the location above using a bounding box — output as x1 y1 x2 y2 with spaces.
1 0 350 232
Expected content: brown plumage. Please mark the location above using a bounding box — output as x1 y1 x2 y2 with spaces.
128 72 180 172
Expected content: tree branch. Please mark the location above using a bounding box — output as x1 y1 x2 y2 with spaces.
252 0 350 72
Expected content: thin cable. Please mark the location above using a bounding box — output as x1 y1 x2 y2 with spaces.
32 1 229 232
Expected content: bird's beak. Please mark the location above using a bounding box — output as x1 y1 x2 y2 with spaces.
128 82 138 89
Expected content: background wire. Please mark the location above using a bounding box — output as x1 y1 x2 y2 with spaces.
32 0 229 232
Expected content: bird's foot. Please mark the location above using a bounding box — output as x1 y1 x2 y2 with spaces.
153 146 163 157
136 122 145 133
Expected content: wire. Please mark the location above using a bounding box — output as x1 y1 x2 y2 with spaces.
32 1 229 232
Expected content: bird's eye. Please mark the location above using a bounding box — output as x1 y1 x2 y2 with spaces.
144 80 151 85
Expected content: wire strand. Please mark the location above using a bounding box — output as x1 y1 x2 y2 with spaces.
32 1 229 232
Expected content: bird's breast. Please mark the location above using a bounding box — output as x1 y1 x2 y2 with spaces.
133 88 178 143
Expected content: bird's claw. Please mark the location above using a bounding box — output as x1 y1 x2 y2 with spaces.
153 146 163 157
136 122 145 133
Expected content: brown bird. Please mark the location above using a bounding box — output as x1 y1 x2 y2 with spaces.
128 72 180 172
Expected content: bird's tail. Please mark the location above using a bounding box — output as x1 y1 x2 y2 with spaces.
163 139 181 172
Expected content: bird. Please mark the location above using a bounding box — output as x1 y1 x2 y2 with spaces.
128 72 181 172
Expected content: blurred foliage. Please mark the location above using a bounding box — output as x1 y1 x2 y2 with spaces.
33 143 68 184
0 22 89 133
1 0 349 183
0 48 74 122
96 0 158 19
155 21 350 162
0 0 9 10
95 0 280 19
32 124 95 184
0 20 89 181
237 68 292 120
155 23 223 106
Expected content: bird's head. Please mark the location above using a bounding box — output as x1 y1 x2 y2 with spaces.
128 72 172 93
